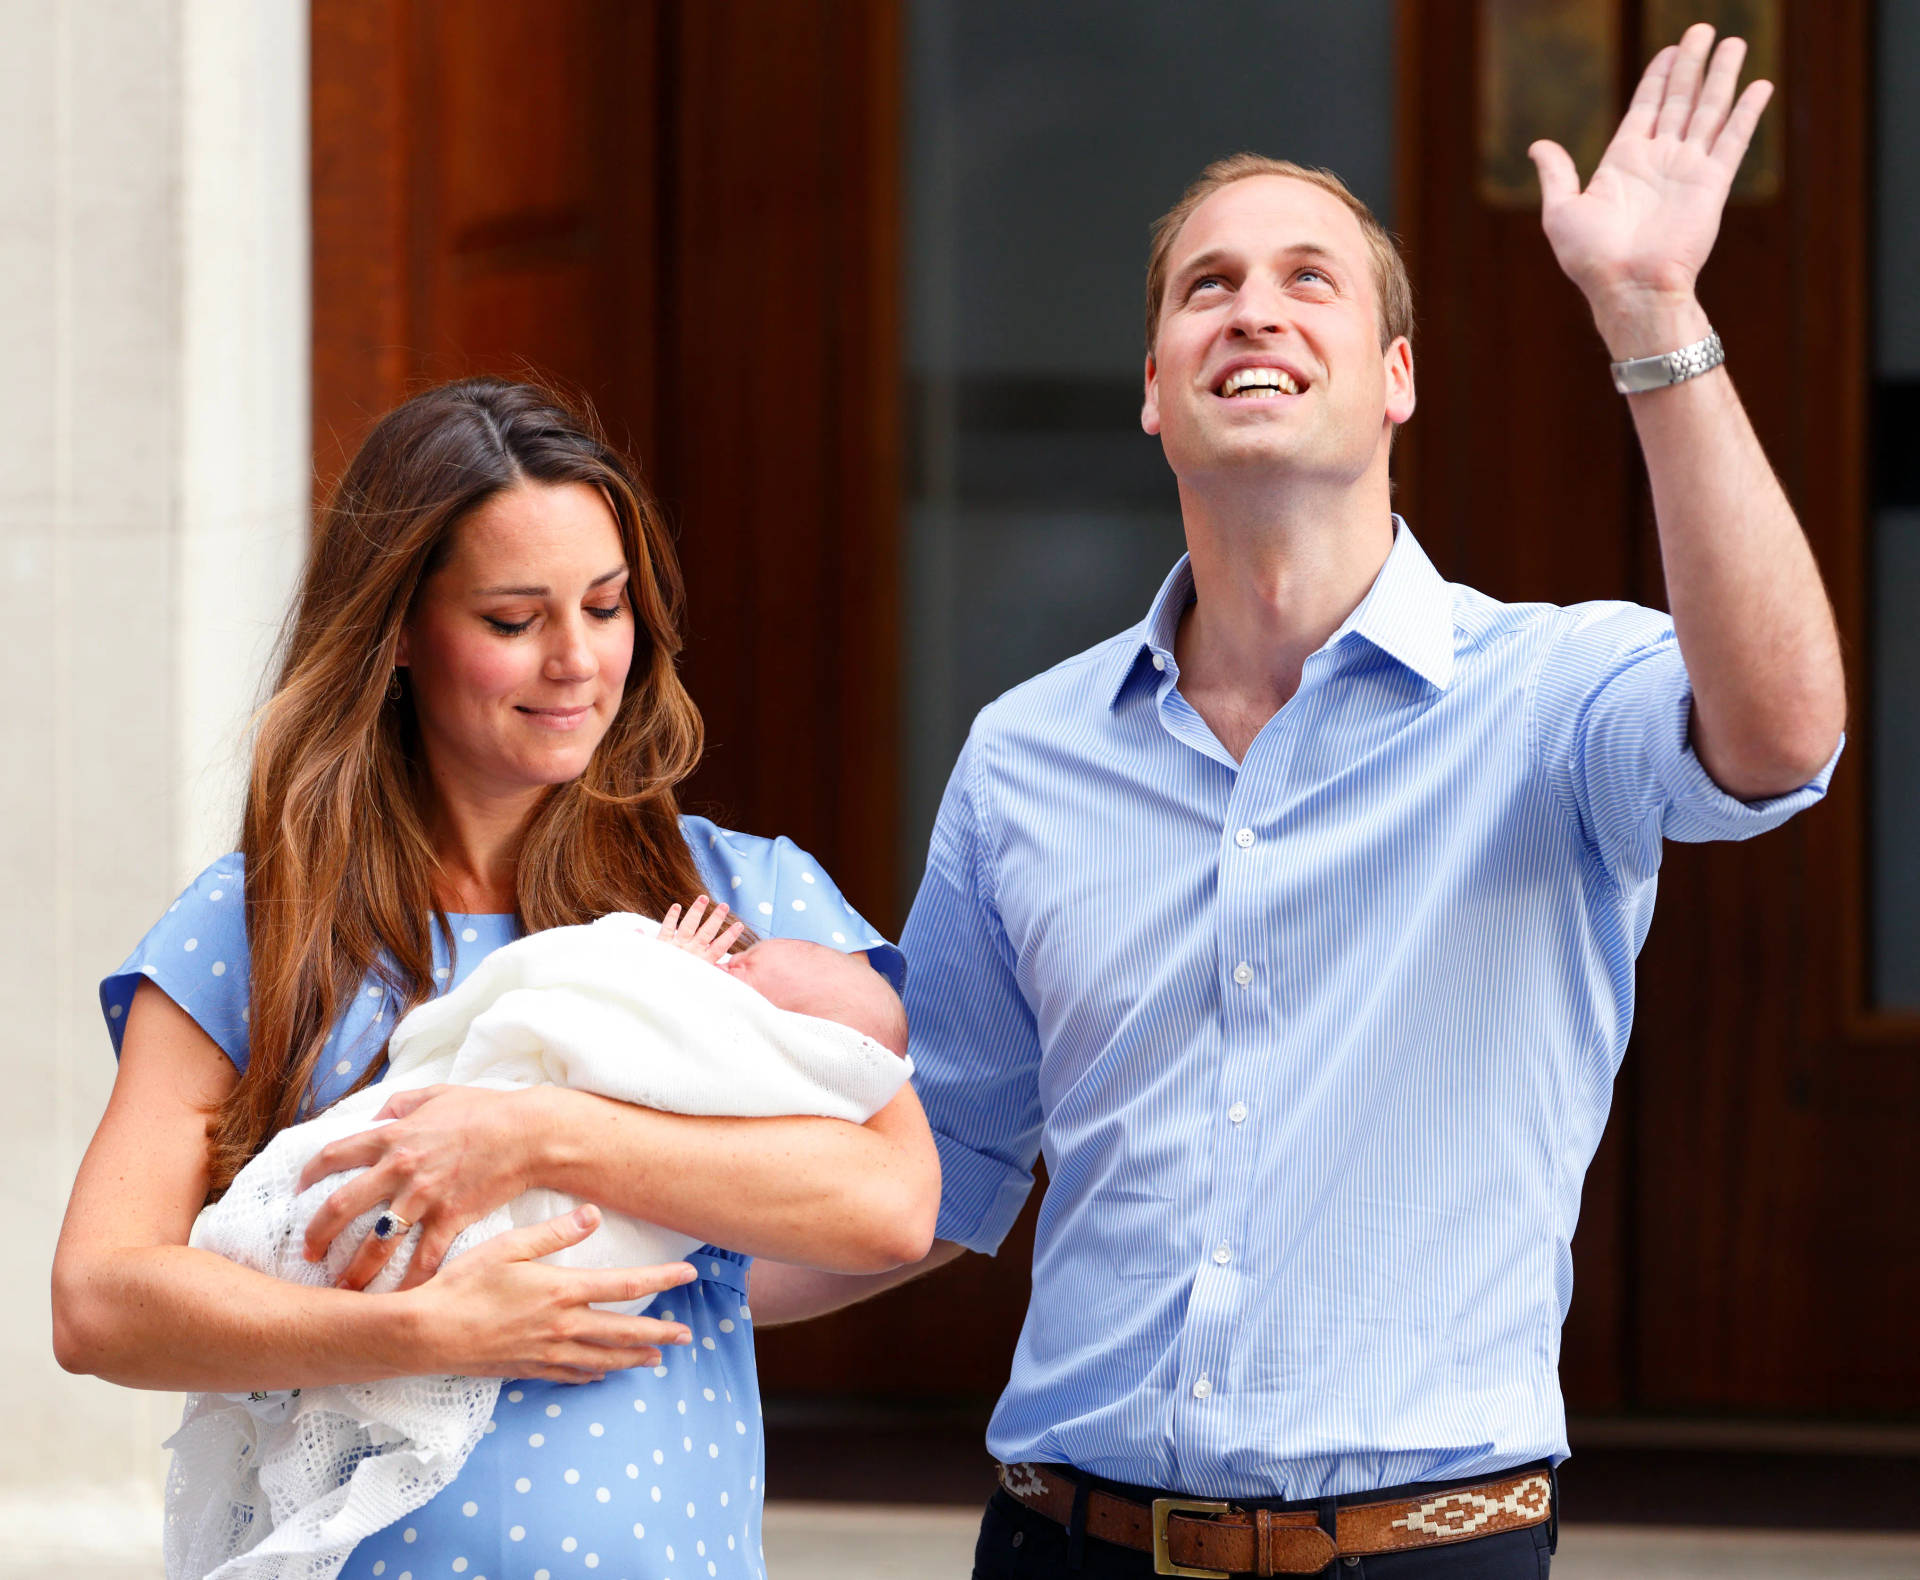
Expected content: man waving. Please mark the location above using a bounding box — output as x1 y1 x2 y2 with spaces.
757 25 1842 1578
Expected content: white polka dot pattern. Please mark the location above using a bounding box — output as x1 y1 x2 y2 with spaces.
99 823 873 1578
337 1257 763 1580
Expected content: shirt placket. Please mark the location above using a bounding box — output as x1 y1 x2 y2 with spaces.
1161 650 1327 1492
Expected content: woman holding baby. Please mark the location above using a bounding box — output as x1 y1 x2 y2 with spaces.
51 378 938 1578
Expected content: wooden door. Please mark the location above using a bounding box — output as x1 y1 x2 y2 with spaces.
313 0 1915 1418
1399 0 1914 1417
311 0 901 926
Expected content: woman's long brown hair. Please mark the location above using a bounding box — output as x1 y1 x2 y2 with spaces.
209 378 715 1195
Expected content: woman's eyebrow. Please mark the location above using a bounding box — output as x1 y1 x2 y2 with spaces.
473 565 629 597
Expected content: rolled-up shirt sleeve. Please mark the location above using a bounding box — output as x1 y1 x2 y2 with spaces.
1532 601 1841 889
900 732 1045 1255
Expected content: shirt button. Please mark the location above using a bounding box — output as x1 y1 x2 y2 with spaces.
1151 653 1167 671
1193 1376 1212 1399
1235 827 1255 849
1213 1244 1232 1265
1233 962 1252 987
1228 1102 1248 1124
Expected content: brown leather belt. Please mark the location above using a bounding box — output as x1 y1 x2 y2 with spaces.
995 1461 1552 1577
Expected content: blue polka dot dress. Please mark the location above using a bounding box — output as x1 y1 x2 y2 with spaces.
100 818 904 1580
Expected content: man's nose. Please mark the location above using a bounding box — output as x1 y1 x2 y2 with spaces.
1227 276 1290 338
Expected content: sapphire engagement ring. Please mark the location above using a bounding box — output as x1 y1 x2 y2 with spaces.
372 1210 414 1240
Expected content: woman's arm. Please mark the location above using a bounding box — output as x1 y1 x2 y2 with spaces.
304 1078 942 1292
52 981 696 1391
532 1081 941 1272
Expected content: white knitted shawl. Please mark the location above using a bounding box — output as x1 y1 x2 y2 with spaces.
168 915 911 1579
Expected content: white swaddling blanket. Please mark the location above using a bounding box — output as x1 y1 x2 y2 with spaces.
167 914 911 1580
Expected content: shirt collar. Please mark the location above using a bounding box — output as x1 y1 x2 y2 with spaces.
1105 516 1456 710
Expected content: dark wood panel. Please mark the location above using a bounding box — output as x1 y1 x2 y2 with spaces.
312 0 661 472
1395 0 1642 1416
658 0 904 933
1624 0 1919 1415
434 1 602 236
311 0 414 491
1396 0 1913 1417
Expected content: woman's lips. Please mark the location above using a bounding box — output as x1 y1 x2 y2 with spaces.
515 703 594 731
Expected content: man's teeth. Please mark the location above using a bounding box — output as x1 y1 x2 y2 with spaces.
1220 368 1302 398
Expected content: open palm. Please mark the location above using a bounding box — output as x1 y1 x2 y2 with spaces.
1530 23 1772 304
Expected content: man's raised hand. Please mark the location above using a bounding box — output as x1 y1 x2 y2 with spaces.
1528 23 1770 354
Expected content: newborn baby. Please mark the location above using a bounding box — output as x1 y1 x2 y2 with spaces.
169 899 912 1580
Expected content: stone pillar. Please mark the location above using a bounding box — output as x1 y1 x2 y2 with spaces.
0 1 307 1568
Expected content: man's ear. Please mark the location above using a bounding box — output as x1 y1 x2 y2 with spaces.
1384 335 1416 427
1142 353 1161 436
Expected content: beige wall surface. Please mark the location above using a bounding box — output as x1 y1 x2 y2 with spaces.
0 0 306 1559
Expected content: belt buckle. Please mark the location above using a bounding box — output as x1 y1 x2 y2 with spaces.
1150 1497 1233 1579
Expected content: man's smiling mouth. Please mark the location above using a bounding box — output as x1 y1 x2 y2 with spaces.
1217 367 1305 398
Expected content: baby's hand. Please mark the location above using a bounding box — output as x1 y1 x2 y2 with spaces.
655 895 746 965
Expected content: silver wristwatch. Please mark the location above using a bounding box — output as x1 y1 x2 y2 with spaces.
1610 328 1725 395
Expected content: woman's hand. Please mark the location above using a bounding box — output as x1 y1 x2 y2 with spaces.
299 1083 551 1291
404 1205 698 1383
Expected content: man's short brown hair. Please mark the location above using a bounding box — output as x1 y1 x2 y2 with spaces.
1144 154 1414 354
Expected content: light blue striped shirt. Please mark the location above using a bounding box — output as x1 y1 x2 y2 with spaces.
902 520 1838 1499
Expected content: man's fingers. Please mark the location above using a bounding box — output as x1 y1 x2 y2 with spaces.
1686 34 1748 147
1619 44 1679 140
1528 140 1580 207
1712 78 1772 174
1656 23 1714 140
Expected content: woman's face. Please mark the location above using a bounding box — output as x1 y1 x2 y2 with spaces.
398 480 635 803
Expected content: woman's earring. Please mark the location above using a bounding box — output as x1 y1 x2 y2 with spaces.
388 670 404 702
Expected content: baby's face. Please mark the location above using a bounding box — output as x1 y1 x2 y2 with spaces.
725 939 908 1057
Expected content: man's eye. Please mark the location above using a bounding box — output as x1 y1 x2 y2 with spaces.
1297 269 1329 286
1191 276 1225 295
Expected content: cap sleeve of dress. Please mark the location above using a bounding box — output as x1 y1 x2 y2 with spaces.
100 853 252 1071
682 815 905 994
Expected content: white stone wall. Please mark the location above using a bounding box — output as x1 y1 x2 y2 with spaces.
0 0 307 1562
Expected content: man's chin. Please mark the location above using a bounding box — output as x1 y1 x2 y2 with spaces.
1169 433 1324 483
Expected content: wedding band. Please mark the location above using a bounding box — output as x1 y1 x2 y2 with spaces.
372 1210 413 1240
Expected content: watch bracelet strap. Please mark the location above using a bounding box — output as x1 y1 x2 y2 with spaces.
1611 327 1724 394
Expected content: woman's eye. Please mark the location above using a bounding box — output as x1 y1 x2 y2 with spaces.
586 603 626 622
484 615 534 635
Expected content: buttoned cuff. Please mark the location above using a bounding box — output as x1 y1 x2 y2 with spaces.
931 1129 1036 1254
